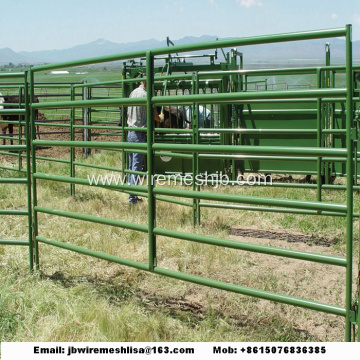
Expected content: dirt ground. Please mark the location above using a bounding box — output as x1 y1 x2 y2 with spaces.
227 226 348 341
0 122 121 162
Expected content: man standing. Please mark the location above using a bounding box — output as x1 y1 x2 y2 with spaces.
127 77 147 206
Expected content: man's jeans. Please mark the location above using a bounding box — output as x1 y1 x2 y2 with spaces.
128 131 145 204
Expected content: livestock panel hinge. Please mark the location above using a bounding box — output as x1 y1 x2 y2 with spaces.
350 126 359 141
350 305 358 325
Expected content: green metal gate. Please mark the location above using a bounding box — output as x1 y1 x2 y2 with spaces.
0 26 359 341
0 72 34 271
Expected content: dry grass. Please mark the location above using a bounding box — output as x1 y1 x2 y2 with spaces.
0 151 359 342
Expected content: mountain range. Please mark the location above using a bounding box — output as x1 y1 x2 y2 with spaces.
1 35 360 65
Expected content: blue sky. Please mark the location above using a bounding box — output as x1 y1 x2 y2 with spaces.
0 0 359 52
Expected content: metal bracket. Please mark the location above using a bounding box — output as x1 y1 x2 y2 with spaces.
350 127 358 141
350 304 358 325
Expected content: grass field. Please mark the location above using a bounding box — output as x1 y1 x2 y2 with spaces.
0 148 358 344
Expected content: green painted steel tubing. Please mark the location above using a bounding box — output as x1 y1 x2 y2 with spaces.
0 109 26 115
113 127 148 132
0 210 28 216
123 149 148 155
0 165 25 172
74 79 123 88
33 140 147 151
35 206 148 233
146 52 157 272
199 154 343 162
74 75 171 89
198 64 357 77
31 27 346 72
0 145 26 151
33 97 147 110
239 97 357 104
153 187 346 213
0 240 29 246
73 161 124 172
33 172 148 194
124 169 147 176
32 89 347 111
199 202 351 217
153 88 347 105
0 72 25 78
36 236 149 271
155 152 193 159
1 135 25 142
0 120 26 125
155 196 193 207
154 74 193 81
35 156 70 164
154 227 346 266
344 24 353 342
0 178 27 184
206 129 318 134
238 110 318 115
36 122 71 128
154 267 345 317
153 128 193 133
153 144 347 157
74 125 122 131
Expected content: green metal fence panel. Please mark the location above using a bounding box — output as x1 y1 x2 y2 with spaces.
0 72 34 271
0 25 357 341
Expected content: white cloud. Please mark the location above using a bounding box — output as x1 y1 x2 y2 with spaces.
209 0 218 8
237 0 263 8
331 13 338 20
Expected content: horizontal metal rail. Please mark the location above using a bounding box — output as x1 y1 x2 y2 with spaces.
31 139 348 158
199 202 353 217
0 109 26 115
35 206 148 233
36 236 149 271
33 172 148 194
0 240 29 246
31 27 347 72
153 227 346 267
198 64 360 78
152 143 347 157
31 88 347 110
0 210 28 216
154 267 346 317
153 187 346 213
0 73 26 79
0 145 26 151
0 178 27 184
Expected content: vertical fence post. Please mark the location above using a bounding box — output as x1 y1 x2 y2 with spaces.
192 73 200 226
345 23 354 342
70 85 75 196
146 51 156 271
23 71 33 273
324 44 331 184
83 82 90 157
17 86 23 171
316 68 323 201
29 68 39 270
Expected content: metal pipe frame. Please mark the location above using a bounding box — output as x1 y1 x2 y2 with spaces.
1 26 357 340
0 72 34 271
